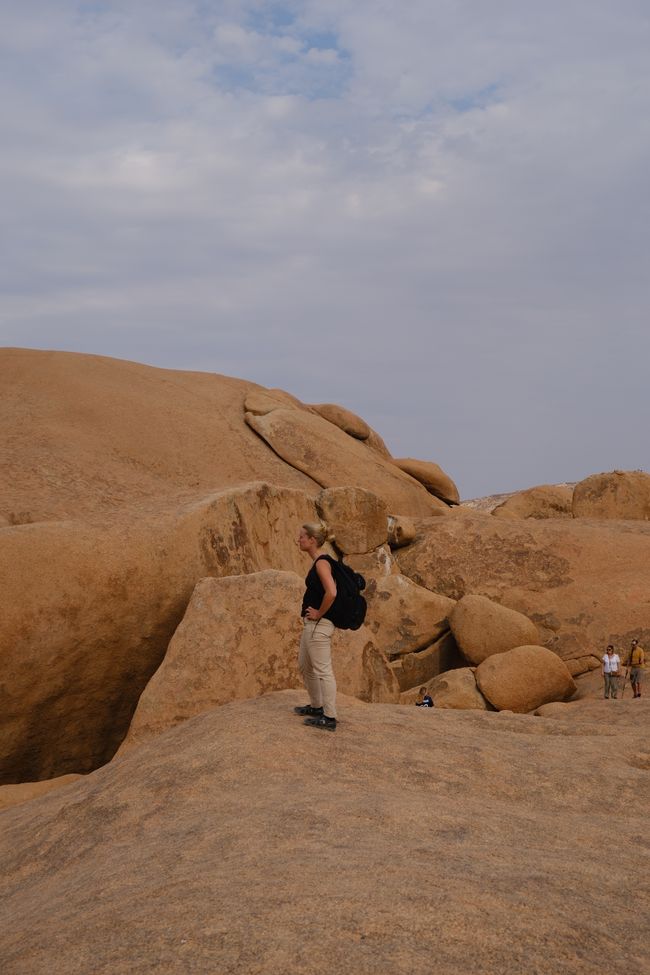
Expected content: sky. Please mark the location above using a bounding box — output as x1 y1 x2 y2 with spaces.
1 0 649 498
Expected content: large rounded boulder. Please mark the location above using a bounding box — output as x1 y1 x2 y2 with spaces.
475 645 577 713
392 458 460 505
427 668 491 710
310 403 371 440
573 470 650 520
492 485 573 520
449 594 540 666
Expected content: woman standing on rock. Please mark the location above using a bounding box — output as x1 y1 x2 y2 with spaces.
294 522 338 732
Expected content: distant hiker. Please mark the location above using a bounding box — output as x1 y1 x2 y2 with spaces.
602 645 621 699
294 522 339 732
415 687 434 707
627 639 645 699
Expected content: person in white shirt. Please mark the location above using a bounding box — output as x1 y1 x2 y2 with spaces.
602 645 621 699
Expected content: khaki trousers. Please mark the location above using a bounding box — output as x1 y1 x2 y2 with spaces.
299 618 337 719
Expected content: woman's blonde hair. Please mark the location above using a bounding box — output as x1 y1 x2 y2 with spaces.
302 521 334 547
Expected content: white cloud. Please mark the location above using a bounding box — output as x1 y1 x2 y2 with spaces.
1 0 649 495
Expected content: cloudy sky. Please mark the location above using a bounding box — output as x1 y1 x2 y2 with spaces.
2 1 649 497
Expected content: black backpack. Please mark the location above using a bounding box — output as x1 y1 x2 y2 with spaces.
328 558 367 630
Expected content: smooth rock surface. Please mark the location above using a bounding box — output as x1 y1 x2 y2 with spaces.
1 690 647 975
120 571 305 752
573 469 650 520
392 457 460 505
246 409 439 517
449 593 540 665
347 545 397 580
0 349 319 523
476 645 577 713
0 774 83 812
492 484 573 520
316 486 388 555
310 403 371 440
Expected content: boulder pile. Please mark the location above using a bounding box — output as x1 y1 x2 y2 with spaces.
0 348 648 790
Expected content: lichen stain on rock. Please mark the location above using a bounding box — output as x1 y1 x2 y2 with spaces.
200 528 231 569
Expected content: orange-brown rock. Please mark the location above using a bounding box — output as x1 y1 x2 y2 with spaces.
310 403 371 440
333 630 401 703
397 510 650 664
316 486 387 555
243 387 306 415
566 655 601 677
0 482 318 783
364 426 393 459
245 408 440 517
1 689 647 975
0 349 320 523
387 514 416 549
572 470 650 520
362 573 455 658
492 484 573 520
449 594 540 666
0 774 83 812
392 457 460 505
390 632 463 691
120 571 306 752
347 545 398 580
427 667 491 710
476 645 577 712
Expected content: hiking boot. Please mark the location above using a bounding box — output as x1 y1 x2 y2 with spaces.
304 715 337 731
293 704 324 717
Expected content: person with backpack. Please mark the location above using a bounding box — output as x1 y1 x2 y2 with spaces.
293 521 367 732
294 521 339 732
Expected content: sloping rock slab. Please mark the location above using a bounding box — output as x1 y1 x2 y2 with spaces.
450 594 540 665
0 349 318 524
120 571 305 751
0 690 648 975
476 645 577 713
246 409 439 517
0 774 83 812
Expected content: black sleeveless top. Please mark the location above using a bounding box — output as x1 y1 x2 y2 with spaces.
301 555 337 621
